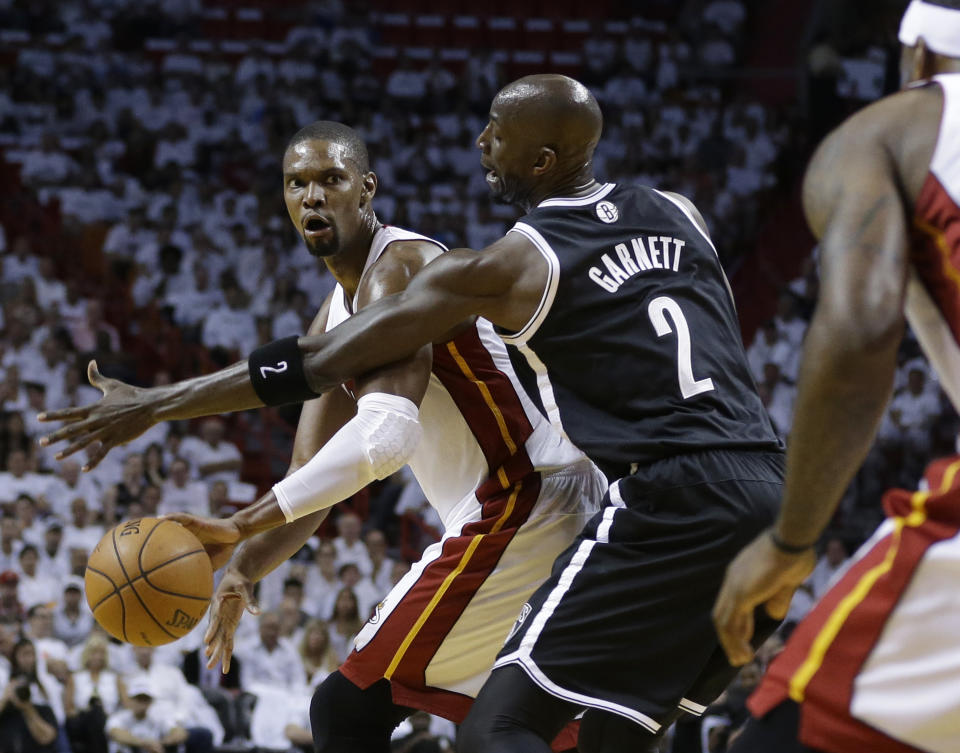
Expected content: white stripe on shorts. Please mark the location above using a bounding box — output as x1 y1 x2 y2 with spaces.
493 489 661 733
678 698 707 716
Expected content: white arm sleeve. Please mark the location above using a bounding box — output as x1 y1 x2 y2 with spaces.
272 392 422 523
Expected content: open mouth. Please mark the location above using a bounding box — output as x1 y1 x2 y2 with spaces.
304 216 332 237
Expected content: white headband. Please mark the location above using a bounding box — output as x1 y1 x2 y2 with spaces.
900 0 960 57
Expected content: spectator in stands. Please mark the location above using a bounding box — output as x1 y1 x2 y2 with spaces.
806 536 850 601
69 300 120 356
365 529 396 596
237 611 303 692
0 571 24 626
0 414 35 475
746 320 792 384
182 642 244 744
391 710 453 753
14 495 43 547
187 418 242 485
106 677 188 753
773 290 808 348
124 646 217 753
298 618 338 691
758 361 797 439
200 278 258 356
41 459 100 521
0 639 58 753
327 587 362 664
107 453 146 519
332 511 372 576
52 578 93 648
142 442 166 487
38 520 69 581
336 563 380 621
305 539 340 612
0 515 22 574
16 547 58 610
63 497 103 555
0 449 48 501
63 634 121 753
158 457 208 516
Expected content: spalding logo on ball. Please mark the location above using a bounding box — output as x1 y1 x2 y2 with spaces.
85 518 213 646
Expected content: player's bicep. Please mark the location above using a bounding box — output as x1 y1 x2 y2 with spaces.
353 242 438 407
804 129 909 341
404 235 547 333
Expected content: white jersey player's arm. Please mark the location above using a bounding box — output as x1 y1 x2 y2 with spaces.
228 239 440 536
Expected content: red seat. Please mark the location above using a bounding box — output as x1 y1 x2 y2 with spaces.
450 16 485 49
413 14 448 47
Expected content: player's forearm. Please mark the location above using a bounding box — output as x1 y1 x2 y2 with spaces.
226 509 327 583
301 254 481 394
774 314 901 548
152 361 263 422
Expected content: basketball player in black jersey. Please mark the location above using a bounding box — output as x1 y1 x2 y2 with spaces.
40 75 785 753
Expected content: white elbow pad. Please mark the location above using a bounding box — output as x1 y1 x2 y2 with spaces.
272 392 421 523
356 393 422 479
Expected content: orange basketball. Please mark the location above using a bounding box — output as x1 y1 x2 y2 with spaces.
85 517 213 647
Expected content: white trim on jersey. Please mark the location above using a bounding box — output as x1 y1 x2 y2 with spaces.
537 182 617 208
494 500 661 733
516 344 568 441
501 222 560 346
652 189 739 308
651 190 719 257
930 74 960 209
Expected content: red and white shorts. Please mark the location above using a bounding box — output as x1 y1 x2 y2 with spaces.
750 457 960 753
340 460 604 731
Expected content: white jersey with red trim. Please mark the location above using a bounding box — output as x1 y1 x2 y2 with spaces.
907 73 960 412
325 224 594 530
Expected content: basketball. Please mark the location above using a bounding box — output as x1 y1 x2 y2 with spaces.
84 517 213 647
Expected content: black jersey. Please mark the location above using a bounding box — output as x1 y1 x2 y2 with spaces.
499 182 782 479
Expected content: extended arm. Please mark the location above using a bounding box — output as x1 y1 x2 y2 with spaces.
38 235 542 468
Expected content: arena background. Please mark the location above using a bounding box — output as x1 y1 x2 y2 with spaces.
0 0 948 751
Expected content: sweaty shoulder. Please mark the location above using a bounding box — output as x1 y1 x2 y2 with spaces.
804 85 943 235
356 238 445 309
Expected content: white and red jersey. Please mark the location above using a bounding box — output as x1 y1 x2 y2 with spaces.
326 225 604 735
907 73 960 412
750 76 960 753
325 224 591 529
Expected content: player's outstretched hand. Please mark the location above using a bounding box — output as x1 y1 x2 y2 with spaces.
37 360 158 471
165 514 242 571
204 568 260 673
712 530 816 666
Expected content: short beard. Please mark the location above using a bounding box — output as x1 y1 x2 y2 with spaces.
304 232 339 258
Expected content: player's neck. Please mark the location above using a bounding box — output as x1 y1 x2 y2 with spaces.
324 211 381 300
526 174 601 211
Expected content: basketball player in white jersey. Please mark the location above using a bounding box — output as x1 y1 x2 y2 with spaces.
46 121 602 753
712 2 960 751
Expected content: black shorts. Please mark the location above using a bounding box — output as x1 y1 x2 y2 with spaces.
494 448 784 735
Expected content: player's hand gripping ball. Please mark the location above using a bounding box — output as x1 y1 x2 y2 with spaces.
85 518 213 646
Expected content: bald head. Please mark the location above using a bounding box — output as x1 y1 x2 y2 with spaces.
479 75 603 209
494 75 603 161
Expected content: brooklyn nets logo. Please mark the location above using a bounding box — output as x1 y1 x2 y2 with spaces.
595 201 619 223
506 602 533 642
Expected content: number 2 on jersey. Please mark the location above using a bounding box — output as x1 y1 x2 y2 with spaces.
647 296 715 399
